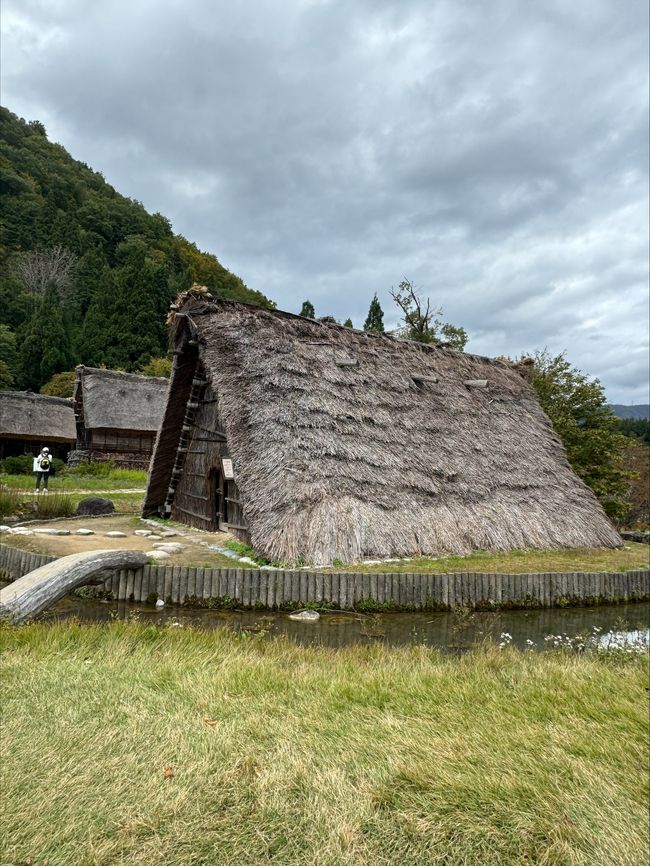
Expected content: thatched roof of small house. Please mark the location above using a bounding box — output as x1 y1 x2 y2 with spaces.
74 367 168 432
146 295 621 564
0 391 76 442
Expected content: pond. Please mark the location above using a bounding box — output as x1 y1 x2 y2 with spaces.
38 595 650 652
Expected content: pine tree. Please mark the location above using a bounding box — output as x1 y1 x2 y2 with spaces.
300 300 315 318
343 318 353 328
19 284 71 389
80 242 169 370
363 294 385 333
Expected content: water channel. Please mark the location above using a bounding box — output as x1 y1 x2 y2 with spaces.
38 595 650 652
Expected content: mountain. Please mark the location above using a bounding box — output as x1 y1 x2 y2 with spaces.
0 106 273 391
609 404 650 420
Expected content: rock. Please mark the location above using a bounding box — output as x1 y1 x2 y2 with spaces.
76 497 115 516
160 530 178 538
152 542 185 553
0 525 11 533
148 534 162 540
9 528 33 536
33 528 70 536
147 549 171 560
288 610 321 622
75 528 95 536
105 531 127 538
133 530 152 537
155 598 165 608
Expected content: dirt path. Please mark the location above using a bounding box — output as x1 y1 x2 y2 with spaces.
2 515 239 568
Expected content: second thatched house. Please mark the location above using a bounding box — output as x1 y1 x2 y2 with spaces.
73 367 169 469
0 391 76 460
143 291 621 565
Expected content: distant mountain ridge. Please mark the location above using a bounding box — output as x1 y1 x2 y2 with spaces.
609 404 650 420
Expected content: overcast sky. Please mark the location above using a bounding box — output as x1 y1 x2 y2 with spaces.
2 0 648 403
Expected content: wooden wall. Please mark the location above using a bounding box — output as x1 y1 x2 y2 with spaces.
172 380 249 541
89 429 155 469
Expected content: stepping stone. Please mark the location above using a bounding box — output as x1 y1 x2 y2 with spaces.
9 528 33 536
152 542 185 553
75 528 95 536
105 531 127 538
160 530 178 538
148 534 162 540
133 530 152 537
147 549 171 560
34 528 70 536
0 525 11 533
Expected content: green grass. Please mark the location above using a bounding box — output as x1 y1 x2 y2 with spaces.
0 622 648 866
321 544 650 574
0 487 23 519
0 468 147 492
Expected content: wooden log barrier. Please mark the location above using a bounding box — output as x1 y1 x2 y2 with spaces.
0 550 148 624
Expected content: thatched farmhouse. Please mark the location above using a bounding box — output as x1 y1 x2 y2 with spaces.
0 391 76 460
143 290 621 565
73 367 169 469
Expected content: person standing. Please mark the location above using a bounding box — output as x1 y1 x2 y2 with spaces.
33 447 52 494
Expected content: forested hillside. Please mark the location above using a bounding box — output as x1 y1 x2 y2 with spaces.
0 107 273 391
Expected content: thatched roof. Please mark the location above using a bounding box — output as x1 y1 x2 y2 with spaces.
0 391 76 442
74 367 168 432
146 295 621 564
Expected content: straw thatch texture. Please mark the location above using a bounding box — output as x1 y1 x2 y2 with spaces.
75 367 168 432
146 298 621 565
0 392 76 442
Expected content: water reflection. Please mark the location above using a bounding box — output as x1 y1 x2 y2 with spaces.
40 596 650 652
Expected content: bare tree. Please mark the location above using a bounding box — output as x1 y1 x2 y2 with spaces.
389 278 468 350
14 245 77 298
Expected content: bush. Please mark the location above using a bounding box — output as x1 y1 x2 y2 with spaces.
50 458 65 476
0 455 34 475
67 460 116 477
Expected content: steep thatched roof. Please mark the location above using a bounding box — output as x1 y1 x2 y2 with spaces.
74 367 168 432
146 296 621 564
0 391 76 442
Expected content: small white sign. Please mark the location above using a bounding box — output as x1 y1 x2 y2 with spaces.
221 458 234 480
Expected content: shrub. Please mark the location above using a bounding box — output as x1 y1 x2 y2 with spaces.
67 460 116 477
0 455 34 475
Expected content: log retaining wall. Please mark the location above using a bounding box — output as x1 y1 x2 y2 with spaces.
1 543 648 611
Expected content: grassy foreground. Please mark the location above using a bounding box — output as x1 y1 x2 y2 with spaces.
1 623 648 866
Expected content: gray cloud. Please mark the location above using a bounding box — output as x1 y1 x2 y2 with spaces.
2 0 648 402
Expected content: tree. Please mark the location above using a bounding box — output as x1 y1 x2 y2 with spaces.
300 300 315 318
389 278 467 350
80 241 168 370
138 356 172 378
0 323 18 388
363 294 385 333
343 317 353 328
19 284 72 389
13 245 77 299
40 370 76 398
525 350 629 520
618 440 650 528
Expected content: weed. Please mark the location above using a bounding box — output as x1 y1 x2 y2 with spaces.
31 493 76 519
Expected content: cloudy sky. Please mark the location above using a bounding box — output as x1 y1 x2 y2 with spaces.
2 0 648 403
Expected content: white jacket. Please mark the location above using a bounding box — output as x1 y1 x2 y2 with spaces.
33 453 51 473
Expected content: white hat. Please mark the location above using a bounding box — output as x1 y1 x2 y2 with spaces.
42 447 49 453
